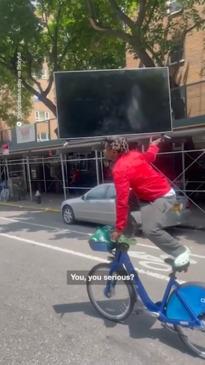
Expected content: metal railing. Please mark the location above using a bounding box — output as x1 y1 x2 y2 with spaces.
0 118 58 146
171 80 205 120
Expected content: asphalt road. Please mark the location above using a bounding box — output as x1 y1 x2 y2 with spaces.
0 206 205 365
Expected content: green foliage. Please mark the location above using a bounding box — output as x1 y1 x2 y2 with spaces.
86 0 205 67
0 65 32 127
0 0 125 126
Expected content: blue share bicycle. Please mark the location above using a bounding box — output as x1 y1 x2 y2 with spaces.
86 226 205 359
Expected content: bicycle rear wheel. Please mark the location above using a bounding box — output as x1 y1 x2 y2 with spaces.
87 263 136 322
175 319 205 358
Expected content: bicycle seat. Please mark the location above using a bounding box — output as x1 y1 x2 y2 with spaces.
164 258 190 273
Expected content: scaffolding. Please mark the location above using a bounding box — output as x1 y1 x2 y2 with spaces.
153 148 205 214
0 150 104 201
0 142 205 214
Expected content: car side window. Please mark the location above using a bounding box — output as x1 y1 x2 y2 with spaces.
106 185 116 199
85 185 108 200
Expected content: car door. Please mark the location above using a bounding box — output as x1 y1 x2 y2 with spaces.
77 184 115 224
105 184 116 225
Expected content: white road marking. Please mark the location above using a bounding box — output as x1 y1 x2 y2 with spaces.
0 215 204 260
137 243 159 250
0 216 92 236
137 243 205 260
0 232 175 282
189 253 205 259
0 232 107 263
0 213 175 273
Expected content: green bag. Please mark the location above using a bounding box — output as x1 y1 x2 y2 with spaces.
89 225 136 252
89 225 114 252
90 225 113 243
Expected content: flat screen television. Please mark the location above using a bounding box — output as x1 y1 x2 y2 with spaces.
55 68 172 139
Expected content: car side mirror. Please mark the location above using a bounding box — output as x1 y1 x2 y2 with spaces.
82 194 86 200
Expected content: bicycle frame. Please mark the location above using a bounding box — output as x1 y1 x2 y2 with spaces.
107 246 202 328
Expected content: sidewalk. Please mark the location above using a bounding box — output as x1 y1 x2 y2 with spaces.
0 193 64 213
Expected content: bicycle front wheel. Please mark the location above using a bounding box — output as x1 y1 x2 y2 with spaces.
175 321 205 358
87 263 136 322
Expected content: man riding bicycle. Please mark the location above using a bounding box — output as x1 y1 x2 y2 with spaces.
103 136 190 268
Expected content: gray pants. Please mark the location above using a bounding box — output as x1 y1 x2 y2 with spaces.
126 196 185 257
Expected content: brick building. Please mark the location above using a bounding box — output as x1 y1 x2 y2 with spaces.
26 62 58 142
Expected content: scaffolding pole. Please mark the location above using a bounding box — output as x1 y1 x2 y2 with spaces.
100 151 104 183
26 156 32 201
181 142 186 191
22 158 27 193
171 150 205 185
154 149 205 214
95 150 100 185
42 157 47 193
64 156 68 183
5 159 9 182
60 152 66 200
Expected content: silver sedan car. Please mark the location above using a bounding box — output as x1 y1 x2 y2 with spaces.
61 183 190 227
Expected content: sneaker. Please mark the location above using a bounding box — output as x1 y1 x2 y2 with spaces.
174 247 190 268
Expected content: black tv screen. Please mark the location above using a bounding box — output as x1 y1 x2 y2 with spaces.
55 68 172 139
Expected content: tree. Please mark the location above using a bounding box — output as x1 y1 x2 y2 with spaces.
0 66 32 127
86 0 205 70
0 0 125 125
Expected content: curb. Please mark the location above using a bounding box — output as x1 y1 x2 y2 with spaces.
0 201 60 213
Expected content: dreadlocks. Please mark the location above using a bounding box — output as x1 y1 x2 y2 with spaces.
103 137 129 153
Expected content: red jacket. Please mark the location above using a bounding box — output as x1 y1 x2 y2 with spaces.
112 145 171 232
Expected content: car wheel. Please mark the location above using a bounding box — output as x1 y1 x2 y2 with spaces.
62 205 75 225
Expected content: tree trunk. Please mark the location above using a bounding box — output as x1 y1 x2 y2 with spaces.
40 94 57 116
22 80 57 116
135 49 156 67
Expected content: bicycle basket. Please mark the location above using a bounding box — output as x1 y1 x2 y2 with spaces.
89 225 115 252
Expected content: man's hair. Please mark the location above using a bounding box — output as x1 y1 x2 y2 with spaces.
103 136 129 153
